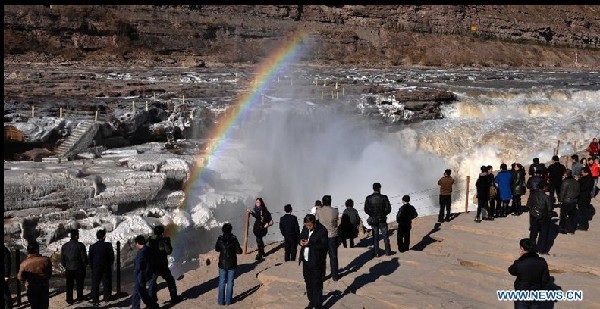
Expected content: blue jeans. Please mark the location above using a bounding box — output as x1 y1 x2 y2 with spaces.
371 223 390 256
218 268 235 305
131 276 156 309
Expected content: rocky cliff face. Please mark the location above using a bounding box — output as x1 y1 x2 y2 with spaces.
4 5 600 68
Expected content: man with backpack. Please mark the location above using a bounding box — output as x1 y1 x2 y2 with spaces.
527 180 553 254
148 225 180 304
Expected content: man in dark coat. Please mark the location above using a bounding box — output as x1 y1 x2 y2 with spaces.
4 244 12 309
60 229 88 304
527 180 553 254
279 204 300 262
131 235 158 309
558 169 580 234
148 225 179 304
475 166 491 222
437 169 455 222
396 195 418 252
364 182 392 257
299 214 328 309
215 223 243 306
547 155 566 205
88 229 114 306
508 238 551 309
528 157 547 178
577 167 594 231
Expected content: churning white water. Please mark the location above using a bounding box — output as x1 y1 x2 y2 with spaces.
187 69 599 239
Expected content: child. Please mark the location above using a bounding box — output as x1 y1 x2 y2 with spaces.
279 204 300 261
396 195 418 252
215 223 242 306
341 199 360 248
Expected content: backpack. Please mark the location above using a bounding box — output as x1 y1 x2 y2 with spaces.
489 185 497 198
530 197 547 220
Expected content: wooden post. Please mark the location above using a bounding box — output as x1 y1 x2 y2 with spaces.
153 92 156 101
321 91 324 100
132 101 135 112
59 107 63 118
323 81 326 87
342 87 345 96
243 211 250 254
145 101 149 111
31 105 35 117
116 241 121 294
336 91 339 99
15 248 21 306
182 95 185 105
331 91 334 99
555 140 561 156
95 110 98 121
335 82 338 90
465 176 471 213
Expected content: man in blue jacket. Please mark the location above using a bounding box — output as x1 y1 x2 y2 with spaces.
131 235 158 309
495 163 513 217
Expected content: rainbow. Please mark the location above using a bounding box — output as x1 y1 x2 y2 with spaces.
180 32 309 215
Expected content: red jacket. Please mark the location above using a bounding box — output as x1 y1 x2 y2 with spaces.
588 141 599 156
590 162 600 178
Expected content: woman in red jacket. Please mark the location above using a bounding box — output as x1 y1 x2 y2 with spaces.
589 157 599 197
587 138 599 157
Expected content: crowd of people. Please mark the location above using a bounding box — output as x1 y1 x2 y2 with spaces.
3 139 598 309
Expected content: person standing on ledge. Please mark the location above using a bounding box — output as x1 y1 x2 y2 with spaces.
131 236 159 309
396 195 418 252
279 204 300 262
437 169 455 222
247 197 272 261
88 229 114 307
547 155 566 205
215 222 243 306
299 214 328 309
60 229 88 305
316 195 339 281
496 163 513 217
18 242 52 309
508 238 550 309
148 225 180 304
527 180 553 254
364 183 392 257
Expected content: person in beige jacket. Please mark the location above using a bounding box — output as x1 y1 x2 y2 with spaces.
438 169 455 223
315 195 339 281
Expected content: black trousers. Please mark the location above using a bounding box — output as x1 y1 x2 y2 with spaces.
512 194 522 214
4 279 12 309
256 235 265 257
559 200 577 233
149 267 177 301
476 198 488 220
91 268 112 303
529 217 550 253
283 237 298 261
27 283 49 309
65 268 86 302
341 237 354 248
438 195 452 222
396 225 411 252
303 263 323 309
577 197 592 230
489 197 496 217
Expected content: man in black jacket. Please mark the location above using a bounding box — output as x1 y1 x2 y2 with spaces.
279 204 300 262
396 195 418 252
88 229 114 306
547 155 566 205
60 229 88 304
577 167 594 231
475 166 491 222
558 169 580 234
528 158 547 178
508 238 550 308
3 244 11 309
148 225 179 304
299 214 328 309
215 223 243 306
364 183 392 257
527 180 553 254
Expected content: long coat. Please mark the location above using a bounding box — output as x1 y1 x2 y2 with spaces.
495 170 513 201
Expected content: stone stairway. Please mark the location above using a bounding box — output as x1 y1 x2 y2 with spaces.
55 120 99 159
